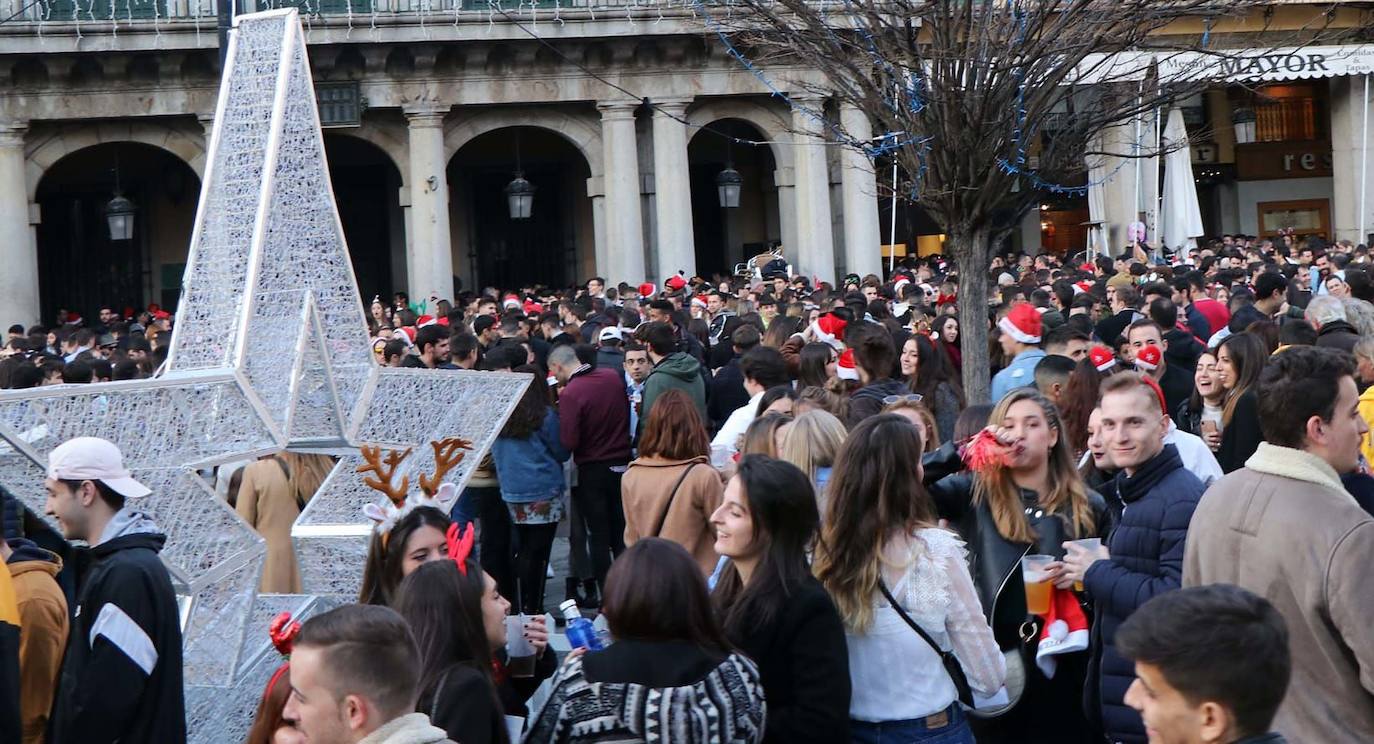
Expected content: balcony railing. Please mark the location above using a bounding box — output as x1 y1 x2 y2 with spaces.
12 0 680 23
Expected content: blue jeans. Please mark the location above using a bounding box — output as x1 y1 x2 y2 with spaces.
850 705 974 744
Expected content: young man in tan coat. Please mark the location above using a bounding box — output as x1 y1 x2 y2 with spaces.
3 531 69 744
1184 345 1374 742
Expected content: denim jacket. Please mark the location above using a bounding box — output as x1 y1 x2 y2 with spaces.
490 409 571 503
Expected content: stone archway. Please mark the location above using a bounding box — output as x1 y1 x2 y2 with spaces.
323 134 406 304
448 124 596 290
444 107 604 179
34 141 202 321
685 99 794 173
25 119 207 201
688 119 783 277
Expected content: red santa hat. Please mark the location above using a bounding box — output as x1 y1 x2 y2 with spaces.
416 314 436 327
1035 587 1091 678
810 313 848 351
637 282 657 298
691 294 708 310
1133 345 1162 373
1089 346 1117 373
893 276 912 295
1072 280 1094 295
399 326 417 344
997 304 1042 345
502 294 521 310
837 349 860 381
1079 262 1097 274
665 273 688 292
523 299 544 315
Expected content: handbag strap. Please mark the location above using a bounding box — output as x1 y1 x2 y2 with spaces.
878 578 947 657
651 463 700 536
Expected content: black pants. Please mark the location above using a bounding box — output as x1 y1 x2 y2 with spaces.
512 522 558 615
456 486 515 603
572 462 627 588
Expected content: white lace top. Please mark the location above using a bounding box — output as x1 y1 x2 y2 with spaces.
846 527 1007 722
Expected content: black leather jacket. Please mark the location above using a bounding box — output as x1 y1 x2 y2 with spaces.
923 444 1109 647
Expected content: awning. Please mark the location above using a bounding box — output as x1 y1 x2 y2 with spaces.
1156 44 1374 83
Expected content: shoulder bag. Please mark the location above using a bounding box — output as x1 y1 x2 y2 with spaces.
652 462 701 536
878 578 975 708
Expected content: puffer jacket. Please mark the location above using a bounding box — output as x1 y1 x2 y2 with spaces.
847 378 909 427
1083 445 1202 743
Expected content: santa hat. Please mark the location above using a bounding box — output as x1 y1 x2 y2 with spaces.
1133 345 1162 372
893 276 912 295
502 294 520 310
810 313 848 351
638 282 657 298
665 273 688 292
151 310 171 321
398 326 417 344
416 314 437 327
1072 280 1094 295
998 304 1042 344
691 295 708 310
837 349 860 380
1089 346 1116 373
523 299 543 315
1035 587 1091 678
1079 262 1097 274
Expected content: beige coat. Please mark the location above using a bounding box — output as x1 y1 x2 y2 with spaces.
236 458 307 594
1184 442 1374 743
621 455 723 574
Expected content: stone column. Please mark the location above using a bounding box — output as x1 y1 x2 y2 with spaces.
403 104 454 304
1331 75 1374 245
0 123 39 328
587 176 608 277
598 101 647 284
651 98 696 280
791 95 837 282
838 103 882 278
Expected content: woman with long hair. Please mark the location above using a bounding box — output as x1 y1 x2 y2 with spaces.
236 452 334 593
1214 332 1267 472
621 389 724 574
1058 350 1121 459
739 412 793 460
883 397 942 455
814 415 1004 743
397 559 510 744
778 409 848 504
244 668 303 744
358 506 451 607
899 334 965 445
795 385 849 421
1175 350 1225 448
932 315 962 376
710 455 850 742
525 539 766 743
490 366 571 614
797 342 838 389
396 556 555 744
925 388 1108 743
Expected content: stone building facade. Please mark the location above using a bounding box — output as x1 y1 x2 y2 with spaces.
0 1 886 326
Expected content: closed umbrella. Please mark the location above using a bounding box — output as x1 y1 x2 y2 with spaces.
1160 107 1204 253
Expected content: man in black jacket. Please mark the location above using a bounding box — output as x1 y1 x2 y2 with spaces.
43 437 185 744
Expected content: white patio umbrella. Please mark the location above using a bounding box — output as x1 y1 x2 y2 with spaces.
1086 137 1108 261
1160 107 1204 253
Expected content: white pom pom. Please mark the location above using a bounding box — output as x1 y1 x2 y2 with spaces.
1048 619 1068 642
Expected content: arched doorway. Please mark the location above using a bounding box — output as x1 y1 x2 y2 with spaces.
448 126 593 291
688 120 779 279
35 142 200 323
323 135 405 303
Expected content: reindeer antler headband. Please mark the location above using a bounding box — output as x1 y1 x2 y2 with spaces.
262 612 301 705
359 438 473 543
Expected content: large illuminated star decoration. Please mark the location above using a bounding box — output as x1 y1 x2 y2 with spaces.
0 9 529 742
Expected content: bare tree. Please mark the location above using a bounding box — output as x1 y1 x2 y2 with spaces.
711 0 1341 402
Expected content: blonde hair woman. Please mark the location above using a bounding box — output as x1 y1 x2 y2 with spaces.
236 451 335 593
924 388 1107 740
882 397 940 454
778 409 848 503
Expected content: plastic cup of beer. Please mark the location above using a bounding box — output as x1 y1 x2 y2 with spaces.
1066 538 1102 592
1021 554 1056 616
505 615 537 678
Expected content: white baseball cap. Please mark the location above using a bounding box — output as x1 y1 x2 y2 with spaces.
46 437 152 499
598 326 623 342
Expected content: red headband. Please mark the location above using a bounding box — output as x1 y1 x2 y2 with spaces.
263 612 301 706
446 522 476 575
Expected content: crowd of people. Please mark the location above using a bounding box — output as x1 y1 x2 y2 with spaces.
2 232 1374 743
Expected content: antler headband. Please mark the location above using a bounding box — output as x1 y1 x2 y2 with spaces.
446 522 476 575
262 612 301 705
359 438 474 542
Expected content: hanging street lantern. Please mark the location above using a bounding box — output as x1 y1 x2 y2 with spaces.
716 165 742 209
106 193 136 241
505 173 535 220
